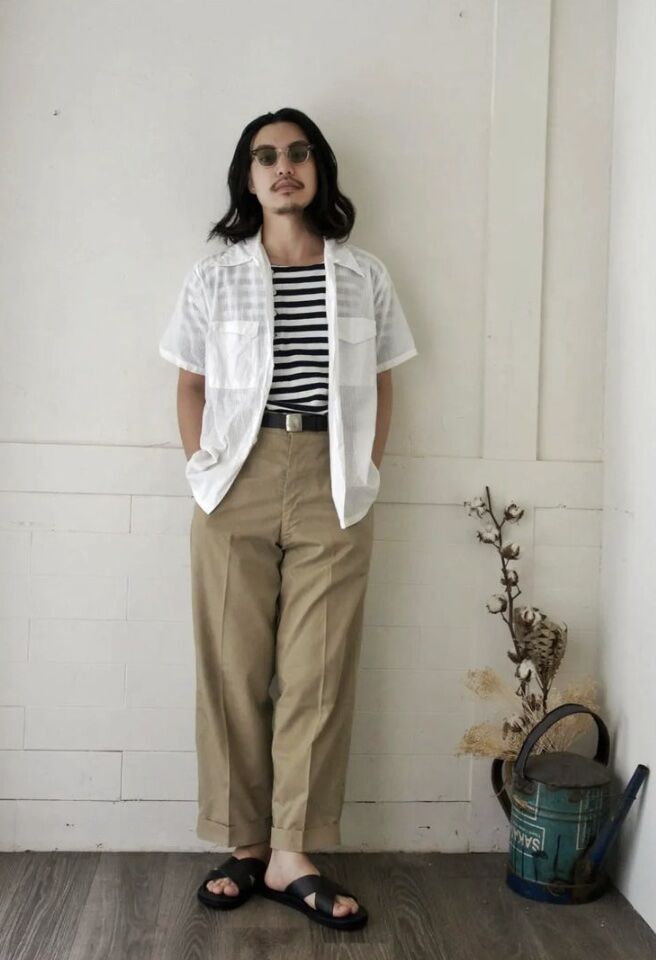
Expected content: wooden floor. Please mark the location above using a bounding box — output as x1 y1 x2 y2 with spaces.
1 851 655 959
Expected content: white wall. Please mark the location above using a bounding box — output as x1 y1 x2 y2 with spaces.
599 0 656 934
0 0 629 910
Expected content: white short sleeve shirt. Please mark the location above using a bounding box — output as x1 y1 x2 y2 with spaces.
159 226 418 528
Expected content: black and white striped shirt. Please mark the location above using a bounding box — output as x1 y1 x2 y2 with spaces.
264 261 328 416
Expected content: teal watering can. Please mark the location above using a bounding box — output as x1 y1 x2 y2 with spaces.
491 702 649 904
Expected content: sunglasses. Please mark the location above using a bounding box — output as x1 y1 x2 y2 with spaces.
250 141 315 167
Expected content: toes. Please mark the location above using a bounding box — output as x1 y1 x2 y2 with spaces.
207 877 238 895
336 895 358 915
301 889 359 917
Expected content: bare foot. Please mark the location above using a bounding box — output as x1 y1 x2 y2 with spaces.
264 850 359 917
206 841 271 896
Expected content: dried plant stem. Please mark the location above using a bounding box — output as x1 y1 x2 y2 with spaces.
483 484 521 647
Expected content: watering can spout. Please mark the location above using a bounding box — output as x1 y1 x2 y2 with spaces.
575 764 650 885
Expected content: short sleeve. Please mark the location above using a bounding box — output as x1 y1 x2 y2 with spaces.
372 259 419 373
158 263 209 375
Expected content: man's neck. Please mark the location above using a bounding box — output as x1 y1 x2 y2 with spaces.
261 220 324 266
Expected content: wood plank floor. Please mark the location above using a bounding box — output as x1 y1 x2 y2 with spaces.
0 851 654 959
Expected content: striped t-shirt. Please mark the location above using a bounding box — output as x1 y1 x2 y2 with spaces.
264 261 328 416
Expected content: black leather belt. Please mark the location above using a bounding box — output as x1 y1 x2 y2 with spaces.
261 411 328 432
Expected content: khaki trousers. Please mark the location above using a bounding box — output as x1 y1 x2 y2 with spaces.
189 424 375 852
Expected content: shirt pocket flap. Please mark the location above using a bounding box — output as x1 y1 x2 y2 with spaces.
338 316 376 343
215 319 260 337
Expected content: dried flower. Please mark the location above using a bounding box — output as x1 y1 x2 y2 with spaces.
464 496 488 519
516 606 546 630
504 502 524 522
486 594 508 614
501 542 520 560
463 667 515 701
456 671 602 760
459 486 588 761
516 658 535 680
477 525 500 544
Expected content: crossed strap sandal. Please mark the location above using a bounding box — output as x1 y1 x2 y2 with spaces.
197 854 268 910
259 872 369 930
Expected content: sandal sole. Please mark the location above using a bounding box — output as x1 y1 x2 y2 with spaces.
197 885 252 910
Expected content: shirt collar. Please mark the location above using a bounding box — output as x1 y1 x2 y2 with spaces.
216 224 365 277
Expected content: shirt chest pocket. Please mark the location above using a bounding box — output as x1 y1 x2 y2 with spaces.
337 316 377 385
206 319 262 389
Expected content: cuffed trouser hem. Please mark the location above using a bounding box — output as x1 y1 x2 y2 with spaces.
270 822 341 852
197 815 272 847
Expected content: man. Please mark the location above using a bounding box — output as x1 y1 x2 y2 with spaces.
159 107 418 930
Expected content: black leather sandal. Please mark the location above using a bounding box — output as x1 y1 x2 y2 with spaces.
259 873 368 930
197 855 268 910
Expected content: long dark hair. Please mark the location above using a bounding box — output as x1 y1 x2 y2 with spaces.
206 107 356 246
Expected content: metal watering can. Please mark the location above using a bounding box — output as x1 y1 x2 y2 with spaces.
491 702 649 904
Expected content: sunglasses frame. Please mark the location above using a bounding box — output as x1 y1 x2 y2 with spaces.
250 142 316 166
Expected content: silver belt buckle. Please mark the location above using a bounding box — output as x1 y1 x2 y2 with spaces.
285 413 303 432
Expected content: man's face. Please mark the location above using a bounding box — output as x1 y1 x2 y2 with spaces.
247 122 318 216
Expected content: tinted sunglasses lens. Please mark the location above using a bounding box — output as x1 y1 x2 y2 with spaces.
256 149 277 166
289 143 310 162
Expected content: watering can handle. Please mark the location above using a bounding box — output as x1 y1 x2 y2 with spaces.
514 702 610 781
